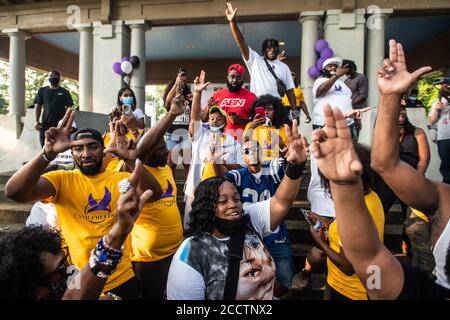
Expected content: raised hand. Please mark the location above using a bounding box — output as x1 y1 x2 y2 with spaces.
44 108 75 159
309 104 362 185
284 119 308 165
169 83 185 116
277 50 286 62
225 2 237 22
377 39 432 96
114 159 153 235
104 120 137 162
193 70 211 92
336 64 350 77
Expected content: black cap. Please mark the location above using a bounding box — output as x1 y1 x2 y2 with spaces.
70 128 104 147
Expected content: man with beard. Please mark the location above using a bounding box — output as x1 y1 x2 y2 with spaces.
225 3 298 120
204 64 256 142
312 57 356 139
126 85 186 299
5 108 162 299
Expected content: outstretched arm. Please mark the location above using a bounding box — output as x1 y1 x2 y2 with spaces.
371 39 437 216
189 70 210 137
5 109 75 202
63 160 153 300
269 120 307 230
310 104 404 300
226 2 249 61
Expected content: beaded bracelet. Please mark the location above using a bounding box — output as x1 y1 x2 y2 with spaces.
89 237 124 278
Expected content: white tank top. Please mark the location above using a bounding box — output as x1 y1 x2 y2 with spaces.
433 217 450 290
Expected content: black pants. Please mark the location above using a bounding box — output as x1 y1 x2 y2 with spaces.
313 123 358 141
437 138 450 184
132 254 174 300
107 276 141 300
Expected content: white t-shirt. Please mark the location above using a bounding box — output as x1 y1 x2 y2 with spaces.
26 202 58 228
307 154 335 218
167 199 274 300
430 97 450 141
312 77 354 127
184 122 244 199
244 47 294 98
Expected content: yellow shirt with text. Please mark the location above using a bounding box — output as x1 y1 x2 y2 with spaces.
326 191 385 300
129 165 183 262
243 123 288 161
43 169 135 292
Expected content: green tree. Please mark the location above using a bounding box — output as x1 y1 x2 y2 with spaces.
0 60 9 114
145 85 167 120
418 71 443 112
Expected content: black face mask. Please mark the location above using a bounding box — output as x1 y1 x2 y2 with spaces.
44 277 68 300
227 81 243 93
49 78 59 86
213 214 249 236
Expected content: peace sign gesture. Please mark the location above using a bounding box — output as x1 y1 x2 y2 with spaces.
193 70 210 92
377 39 432 96
43 108 76 159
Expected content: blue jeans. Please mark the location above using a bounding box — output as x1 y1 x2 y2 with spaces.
267 243 295 288
437 138 450 184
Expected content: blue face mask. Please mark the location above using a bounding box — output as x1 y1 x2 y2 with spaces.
122 96 134 106
408 96 417 101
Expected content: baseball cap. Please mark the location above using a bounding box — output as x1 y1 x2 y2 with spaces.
209 106 228 124
70 128 104 147
228 64 245 76
323 57 342 69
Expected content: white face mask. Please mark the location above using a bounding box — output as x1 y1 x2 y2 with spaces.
209 124 225 132
264 117 272 127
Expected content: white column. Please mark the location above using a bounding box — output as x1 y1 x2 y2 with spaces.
299 11 323 136
92 20 130 114
125 20 150 112
3 28 30 138
76 24 93 112
359 9 392 146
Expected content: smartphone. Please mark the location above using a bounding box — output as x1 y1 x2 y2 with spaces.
255 107 265 118
300 208 314 227
122 104 133 116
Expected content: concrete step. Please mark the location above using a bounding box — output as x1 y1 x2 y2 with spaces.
0 202 32 224
0 222 25 238
0 171 14 185
0 185 15 203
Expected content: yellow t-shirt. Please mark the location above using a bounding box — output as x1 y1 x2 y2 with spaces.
129 165 183 262
326 191 385 300
243 123 288 161
43 169 135 292
282 87 304 107
103 131 139 171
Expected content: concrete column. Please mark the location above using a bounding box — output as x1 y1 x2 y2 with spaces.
359 9 393 146
92 20 130 114
76 24 93 112
125 20 150 113
298 11 323 136
323 9 366 71
3 28 30 138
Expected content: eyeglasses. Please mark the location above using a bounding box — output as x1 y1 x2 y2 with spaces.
228 74 243 80
243 146 259 155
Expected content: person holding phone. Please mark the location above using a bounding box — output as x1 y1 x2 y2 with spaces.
202 64 256 143
244 94 288 161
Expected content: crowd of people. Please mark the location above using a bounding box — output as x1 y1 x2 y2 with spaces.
0 2 449 301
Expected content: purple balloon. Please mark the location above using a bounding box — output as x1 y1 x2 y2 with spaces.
314 39 328 53
316 57 327 71
112 62 124 76
308 66 321 79
320 47 334 59
121 56 130 63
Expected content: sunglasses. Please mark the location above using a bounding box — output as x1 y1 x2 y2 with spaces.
243 146 259 155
